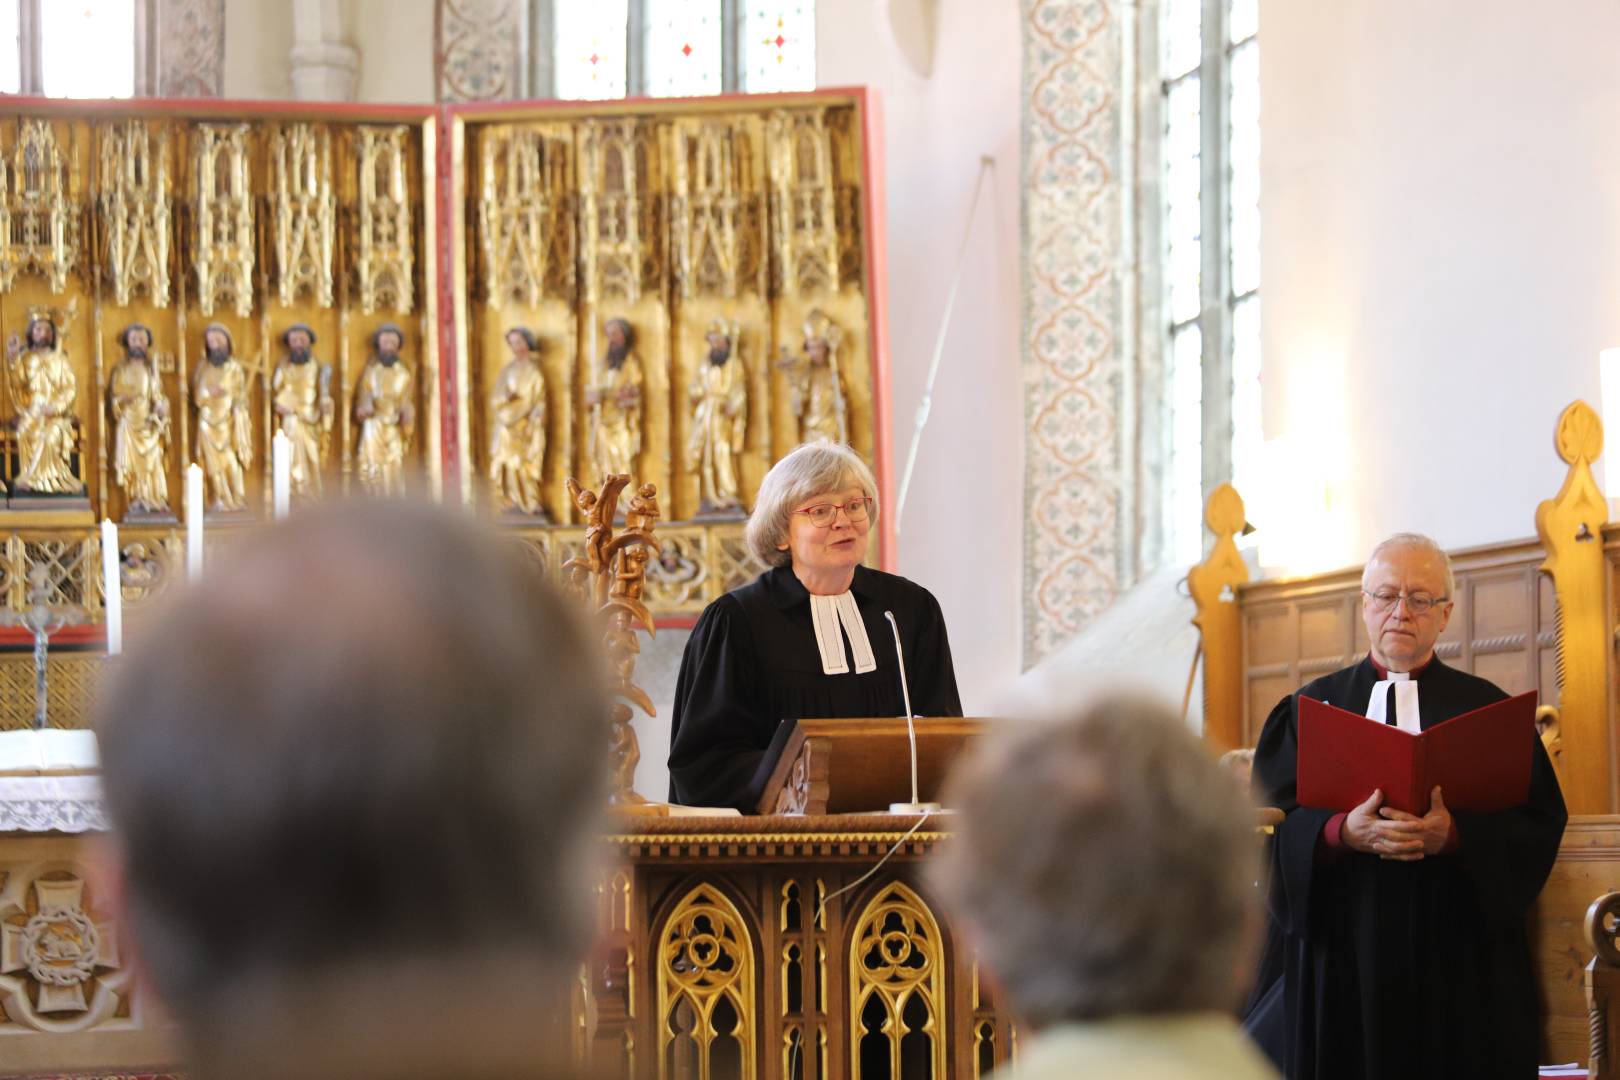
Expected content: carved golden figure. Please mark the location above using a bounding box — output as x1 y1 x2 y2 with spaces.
4 313 81 494
109 323 171 516
488 327 548 518
192 323 254 513
272 323 335 499
354 322 415 497
586 317 645 484
777 308 848 445
686 319 748 516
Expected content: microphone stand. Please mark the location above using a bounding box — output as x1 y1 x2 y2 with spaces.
885 611 942 814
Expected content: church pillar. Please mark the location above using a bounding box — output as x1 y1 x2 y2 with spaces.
289 0 359 102
1019 0 1129 664
156 0 226 97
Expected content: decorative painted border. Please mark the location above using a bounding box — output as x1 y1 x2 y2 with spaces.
157 0 224 98
1020 0 1126 664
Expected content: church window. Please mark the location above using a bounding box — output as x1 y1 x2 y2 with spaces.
537 0 816 99
0 0 153 99
1157 0 1261 563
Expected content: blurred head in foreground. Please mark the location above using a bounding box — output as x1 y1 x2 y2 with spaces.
933 695 1260 1028
96 499 608 1078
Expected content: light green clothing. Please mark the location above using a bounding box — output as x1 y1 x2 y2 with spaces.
993 1013 1279 1080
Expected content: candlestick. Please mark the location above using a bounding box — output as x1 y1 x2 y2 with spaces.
272 429 291 519
186 463 205 580
100 519 121 656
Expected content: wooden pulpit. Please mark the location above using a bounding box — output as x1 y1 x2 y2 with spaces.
755 716 987 815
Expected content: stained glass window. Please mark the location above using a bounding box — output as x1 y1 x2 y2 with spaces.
41 0 136 99
555 0 630 101
742 1 815 93
547 1 816 99
643 0 723 98
0 0 18 95
1160 0 1261 563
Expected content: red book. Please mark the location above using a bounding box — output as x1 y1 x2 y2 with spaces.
1297 691 1538 815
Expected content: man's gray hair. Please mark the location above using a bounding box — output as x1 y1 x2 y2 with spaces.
931 695 1259 1025
1362 532 1456 598
745 442 878 567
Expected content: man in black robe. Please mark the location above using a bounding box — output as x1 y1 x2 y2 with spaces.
1249 533 1566 1079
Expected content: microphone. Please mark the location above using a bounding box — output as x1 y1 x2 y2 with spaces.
885 610 941 815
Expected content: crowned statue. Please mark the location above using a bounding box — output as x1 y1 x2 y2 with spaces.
4 309 83 495
778 308 848 446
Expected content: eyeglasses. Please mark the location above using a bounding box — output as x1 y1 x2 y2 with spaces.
793 497 874 528
1362 589 1449 616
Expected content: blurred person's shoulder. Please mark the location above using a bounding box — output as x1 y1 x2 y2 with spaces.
992 1014 1279 1080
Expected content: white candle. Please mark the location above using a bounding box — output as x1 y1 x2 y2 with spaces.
272 430 291 519
100 519 121 657
186 463 205 580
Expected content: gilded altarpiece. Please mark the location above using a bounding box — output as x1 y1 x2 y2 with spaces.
453 97 881 615
0 102 438 673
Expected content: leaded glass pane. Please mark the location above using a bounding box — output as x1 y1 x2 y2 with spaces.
1163 0 1201 80
555 0 630 101
1230 295 1262 499
1229 39 1260 297
1229 0 1258 44
1171 325 1204 564
743 1 816 92
0 0 18 94
42 0 134 99
644 0 723 98
1165 74 1202 326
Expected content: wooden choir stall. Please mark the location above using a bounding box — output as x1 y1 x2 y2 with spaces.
1186 399 1620 1075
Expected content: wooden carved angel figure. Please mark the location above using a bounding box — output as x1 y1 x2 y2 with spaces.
777 308 848 445
625 482 661 536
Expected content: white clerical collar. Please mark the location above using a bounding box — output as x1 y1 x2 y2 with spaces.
1366 673 1421 733
809 591 877 675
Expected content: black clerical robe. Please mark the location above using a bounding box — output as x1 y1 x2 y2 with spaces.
667 564 962 810
1249 657 1567 1079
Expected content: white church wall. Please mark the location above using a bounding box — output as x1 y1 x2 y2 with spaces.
816 0 1024 716
1258 0 1620 575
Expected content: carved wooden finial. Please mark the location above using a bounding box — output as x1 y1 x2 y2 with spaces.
1556 399 1604 466
1536 401 1611 813
1188 483 1251 751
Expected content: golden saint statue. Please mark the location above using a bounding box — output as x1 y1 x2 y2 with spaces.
686 318 748 516
193 323 254 513
488 326 548 518
586 316 644 484
109 323 171 516
778 308 848 445
4 312 81 494
354 322 415 497
272 323 334 499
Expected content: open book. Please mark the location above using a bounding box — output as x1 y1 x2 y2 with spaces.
1297 691 1537 815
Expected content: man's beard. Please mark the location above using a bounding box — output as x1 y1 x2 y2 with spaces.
606 342 629 367
378 350 399 367
127 347 148 361
290 347 311 365
708 345 731 365
207 348 230 366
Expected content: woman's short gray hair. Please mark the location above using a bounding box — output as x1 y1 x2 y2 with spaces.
745 443 879 567
931 695 1259 1025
